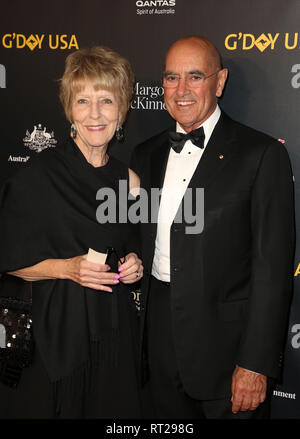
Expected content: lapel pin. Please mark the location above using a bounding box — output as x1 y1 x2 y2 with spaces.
219 154 224 160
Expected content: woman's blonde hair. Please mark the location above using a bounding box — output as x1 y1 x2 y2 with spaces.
59 46 135 124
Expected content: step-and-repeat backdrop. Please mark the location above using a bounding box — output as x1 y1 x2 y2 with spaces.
1 0 299 418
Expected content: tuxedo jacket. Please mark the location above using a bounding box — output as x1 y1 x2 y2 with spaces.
130 111 295 400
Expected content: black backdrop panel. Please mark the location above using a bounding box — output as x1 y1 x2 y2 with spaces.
0 0 299 418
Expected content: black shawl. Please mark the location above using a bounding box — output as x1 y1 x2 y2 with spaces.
0 137 137 383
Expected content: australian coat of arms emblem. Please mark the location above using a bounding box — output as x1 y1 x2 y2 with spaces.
23 124 57 152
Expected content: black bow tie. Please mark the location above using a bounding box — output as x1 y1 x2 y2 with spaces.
169 126 205 153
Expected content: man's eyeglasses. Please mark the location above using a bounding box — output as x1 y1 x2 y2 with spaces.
162 70 220 88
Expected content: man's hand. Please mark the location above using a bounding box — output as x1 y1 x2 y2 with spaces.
231 366 267 413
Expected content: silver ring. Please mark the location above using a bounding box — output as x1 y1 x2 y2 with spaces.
136 271 140 277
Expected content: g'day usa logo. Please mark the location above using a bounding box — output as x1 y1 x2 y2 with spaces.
225 32 300 52
1 33 79 50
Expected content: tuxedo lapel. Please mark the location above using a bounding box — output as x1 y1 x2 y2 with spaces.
146 114 239 229
149 129 171 191
189 112 238 190
144 129 171 238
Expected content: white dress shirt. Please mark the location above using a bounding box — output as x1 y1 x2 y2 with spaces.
151 105 221 282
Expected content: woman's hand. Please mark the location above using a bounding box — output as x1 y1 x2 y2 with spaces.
118 252 143 284
64 254 120 292
8 253 142 290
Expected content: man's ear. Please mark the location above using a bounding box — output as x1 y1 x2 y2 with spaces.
216 68 228 98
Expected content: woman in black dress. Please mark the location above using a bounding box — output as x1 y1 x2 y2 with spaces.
0 46 143 418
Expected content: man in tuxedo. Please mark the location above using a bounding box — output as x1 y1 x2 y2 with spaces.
130 36 295 419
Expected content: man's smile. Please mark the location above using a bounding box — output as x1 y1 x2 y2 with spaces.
175 100 196 107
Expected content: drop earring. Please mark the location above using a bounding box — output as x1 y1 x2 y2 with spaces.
71 123 77 139
115 123 124 142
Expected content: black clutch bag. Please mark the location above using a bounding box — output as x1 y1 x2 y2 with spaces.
0 283 34 388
